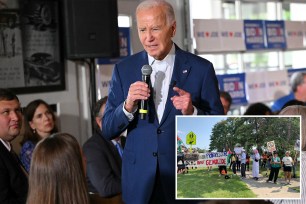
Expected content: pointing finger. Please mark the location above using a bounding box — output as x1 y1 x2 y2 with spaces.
173 86 186 96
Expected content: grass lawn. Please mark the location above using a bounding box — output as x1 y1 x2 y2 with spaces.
177 164 301 198
177 167 256 198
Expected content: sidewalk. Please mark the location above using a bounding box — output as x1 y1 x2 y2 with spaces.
239 170 300 199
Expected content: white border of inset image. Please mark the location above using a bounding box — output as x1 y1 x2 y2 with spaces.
175 115 302 201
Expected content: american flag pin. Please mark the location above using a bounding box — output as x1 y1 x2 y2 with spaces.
183 70 187 74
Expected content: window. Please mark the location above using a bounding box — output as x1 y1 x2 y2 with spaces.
188 0 306 113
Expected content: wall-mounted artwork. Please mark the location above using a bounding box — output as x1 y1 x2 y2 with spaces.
0 0 65 94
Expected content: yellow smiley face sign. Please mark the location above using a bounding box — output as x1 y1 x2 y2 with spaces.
186 131 196 145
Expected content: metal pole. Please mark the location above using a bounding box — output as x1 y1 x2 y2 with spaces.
89 58 97 133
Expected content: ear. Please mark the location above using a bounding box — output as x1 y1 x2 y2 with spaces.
29 121 35 130
95 117 102 129
171 21 176 37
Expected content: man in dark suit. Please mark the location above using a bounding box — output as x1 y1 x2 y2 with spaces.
0 88 28 204
102 0 224 203
83 96 123 200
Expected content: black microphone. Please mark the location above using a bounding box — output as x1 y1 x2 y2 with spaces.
139 65 152 120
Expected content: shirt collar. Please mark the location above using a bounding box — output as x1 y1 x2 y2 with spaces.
0 138 11 151
148 43 175 67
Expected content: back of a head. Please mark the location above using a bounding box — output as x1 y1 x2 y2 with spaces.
0 88 19 102
27 133 89 204
244 103 272 115
136 0 175 25
93 96 108 130
279 105 306 151
290 72 306 93
220 91 232 106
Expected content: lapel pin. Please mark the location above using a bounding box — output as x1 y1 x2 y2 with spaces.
183 70 188 74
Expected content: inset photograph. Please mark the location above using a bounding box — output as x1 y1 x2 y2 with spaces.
176 116 301 200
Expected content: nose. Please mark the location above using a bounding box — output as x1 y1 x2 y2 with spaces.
10 111 21 121
146 30 154 41
43 113 51 120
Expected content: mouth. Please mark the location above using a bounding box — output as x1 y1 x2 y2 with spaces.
146 44 158 49
45 123 53 128
10 123 20 129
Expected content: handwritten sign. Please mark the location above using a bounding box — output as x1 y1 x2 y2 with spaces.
267 140 276 153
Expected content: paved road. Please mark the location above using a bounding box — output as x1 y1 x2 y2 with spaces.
240 170 300 199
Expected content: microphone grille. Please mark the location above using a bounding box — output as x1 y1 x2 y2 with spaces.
141 65 152 75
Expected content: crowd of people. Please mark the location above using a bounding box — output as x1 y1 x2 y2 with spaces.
0 0 305 204
225 148 296 185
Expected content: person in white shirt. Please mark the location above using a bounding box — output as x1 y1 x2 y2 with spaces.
282 151 293 185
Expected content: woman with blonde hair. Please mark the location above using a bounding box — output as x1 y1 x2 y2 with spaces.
26 133 90 204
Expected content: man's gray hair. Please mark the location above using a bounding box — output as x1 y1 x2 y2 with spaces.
290 72 306 92
136 0 176 25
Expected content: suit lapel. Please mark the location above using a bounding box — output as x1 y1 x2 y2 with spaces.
159 46 191 126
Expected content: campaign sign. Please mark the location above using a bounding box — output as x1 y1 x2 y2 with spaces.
285 21 304 49
246 71 270 103
98 27 131 64
264 20 287 49
266 70 289 101
217 73 247 105
287 68 306 79
246 70 287 103
193 19 222 52
220 19 246 51
243 20 266 50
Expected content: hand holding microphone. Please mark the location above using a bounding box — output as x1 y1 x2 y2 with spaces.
139 65 152 119
124 65 152 117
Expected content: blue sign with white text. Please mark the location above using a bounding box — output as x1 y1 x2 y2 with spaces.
244 20 266 50
217 73 247 105
265 20 286 49
98 27 131 65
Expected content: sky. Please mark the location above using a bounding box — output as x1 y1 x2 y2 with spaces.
176 116 228 150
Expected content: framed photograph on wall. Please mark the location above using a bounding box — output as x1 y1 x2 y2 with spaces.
0 10 25 89
0 0 65 94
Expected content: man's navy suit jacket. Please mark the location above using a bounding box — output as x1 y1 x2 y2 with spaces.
102 44 224 204
83 129 122 197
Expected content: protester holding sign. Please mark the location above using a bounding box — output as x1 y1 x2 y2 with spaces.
266 151 281 184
